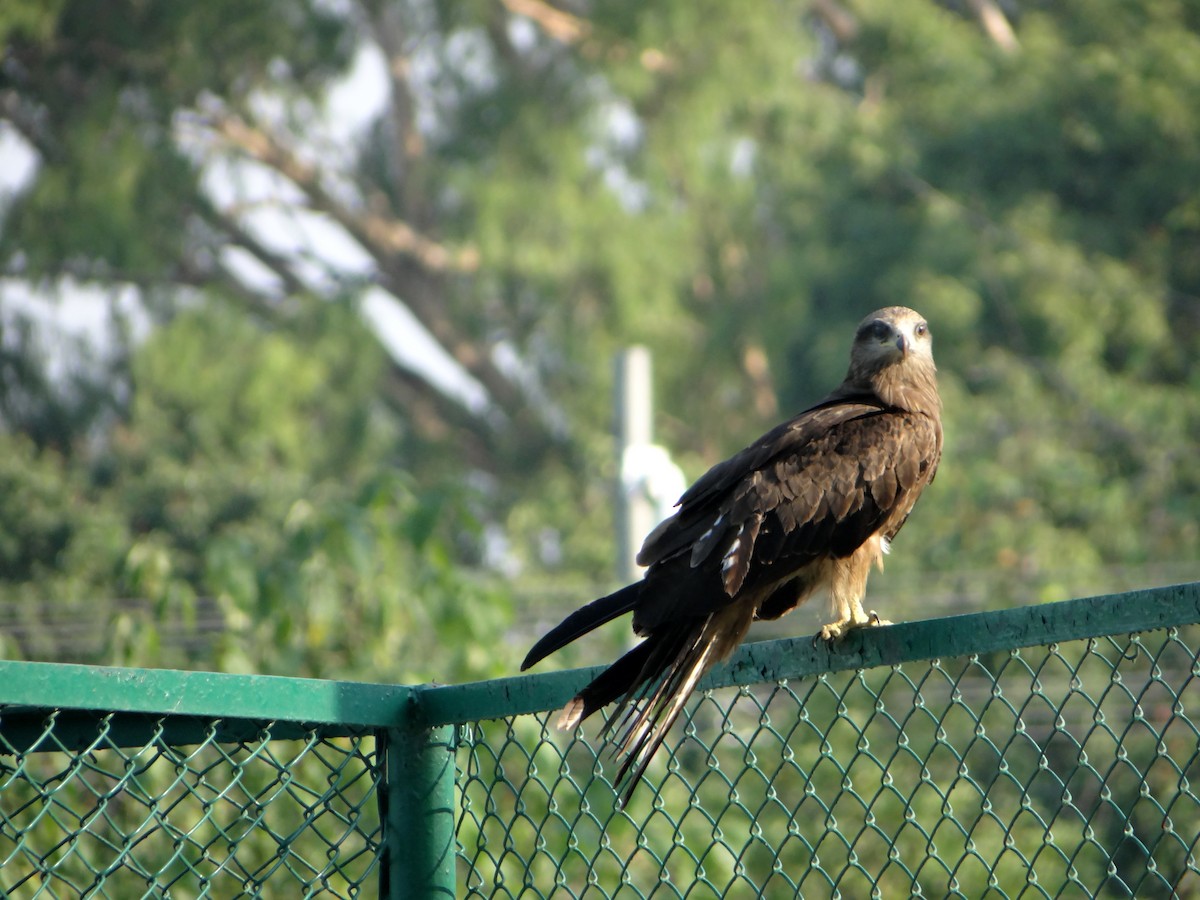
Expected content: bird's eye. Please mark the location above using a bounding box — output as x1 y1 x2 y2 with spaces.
914 322 928 337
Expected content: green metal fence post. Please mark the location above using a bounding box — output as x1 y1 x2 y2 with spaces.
381 700 457 899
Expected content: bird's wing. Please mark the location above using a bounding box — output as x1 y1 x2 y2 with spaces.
636 397 883 566
632 400 940 633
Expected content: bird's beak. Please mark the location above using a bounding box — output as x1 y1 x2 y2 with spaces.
894 334 907 355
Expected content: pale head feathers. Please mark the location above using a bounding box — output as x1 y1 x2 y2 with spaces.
845 306 940 415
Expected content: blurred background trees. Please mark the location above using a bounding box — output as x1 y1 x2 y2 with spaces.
1 0 1198 683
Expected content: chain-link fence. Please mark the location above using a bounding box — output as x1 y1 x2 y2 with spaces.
2 583 1199 898
1 717 380 897
0 668 406 899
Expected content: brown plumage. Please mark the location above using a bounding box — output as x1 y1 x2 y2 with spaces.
522 307 943 802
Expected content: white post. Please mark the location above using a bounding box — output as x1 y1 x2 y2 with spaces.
615 347 655 584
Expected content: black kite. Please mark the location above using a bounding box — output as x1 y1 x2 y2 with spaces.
522 306 943 801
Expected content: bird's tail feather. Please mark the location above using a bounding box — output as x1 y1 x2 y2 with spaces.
556 613 732 806
522 582 642 671
555 639 657 729
607 622 723 805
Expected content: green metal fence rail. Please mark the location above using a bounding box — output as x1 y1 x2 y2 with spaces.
2 582 1199 898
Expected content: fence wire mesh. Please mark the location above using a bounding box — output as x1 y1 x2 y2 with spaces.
0 716 382 898
1 586 1199 898
456 626 1200 898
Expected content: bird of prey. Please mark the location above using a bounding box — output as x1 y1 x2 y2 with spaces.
522 306 943 801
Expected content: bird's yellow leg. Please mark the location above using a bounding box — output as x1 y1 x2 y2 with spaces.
817 599 891 642
816 550 892 642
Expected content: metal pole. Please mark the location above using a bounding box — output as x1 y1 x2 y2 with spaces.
614 346 655 584
380 717 457 899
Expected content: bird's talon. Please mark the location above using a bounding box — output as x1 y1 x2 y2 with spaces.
817 623 844 644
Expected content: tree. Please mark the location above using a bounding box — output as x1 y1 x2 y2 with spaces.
1 0 1198 681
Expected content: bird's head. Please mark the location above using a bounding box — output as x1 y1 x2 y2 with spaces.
846 306 939 413
851 306 934 370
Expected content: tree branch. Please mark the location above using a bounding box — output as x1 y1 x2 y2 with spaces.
369 260 531 417
369 2 427 222
209 111 478 275
964 0 1020 53
198 202 311 300
500 0 590 45
379 363 510 472
207 108 573 460
810 0 859 43
496 0 674 71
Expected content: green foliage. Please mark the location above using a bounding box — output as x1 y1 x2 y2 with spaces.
2 0 1198 673
206 471 515 682
0 300 518 681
